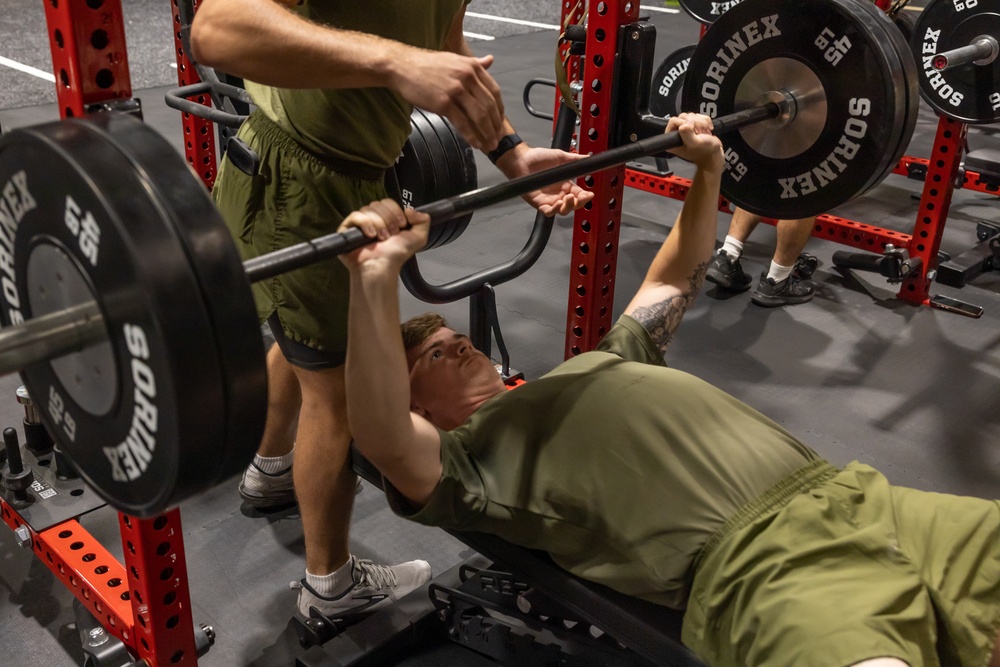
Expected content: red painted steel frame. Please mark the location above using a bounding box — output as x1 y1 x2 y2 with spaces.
42 0 132 118
1 499 136 650
29 1 203 664
899 116 968 303
170 0 220 189
120 510 199 665
562 0 639 359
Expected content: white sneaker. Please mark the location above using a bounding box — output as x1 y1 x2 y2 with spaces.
291 556 432 619
239 464 296 509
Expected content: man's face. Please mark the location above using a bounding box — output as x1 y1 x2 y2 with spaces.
406 327 506 429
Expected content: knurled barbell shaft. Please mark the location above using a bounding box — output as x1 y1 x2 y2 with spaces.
0 302 105 378
931 35 999 71
0 101 784 371
243 101 782 282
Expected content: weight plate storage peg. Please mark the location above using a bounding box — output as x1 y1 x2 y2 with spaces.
649 44 698 118
0 115 267 517
911 0 1000 123
682 0 918 219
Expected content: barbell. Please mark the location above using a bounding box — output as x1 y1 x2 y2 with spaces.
0 0 918 516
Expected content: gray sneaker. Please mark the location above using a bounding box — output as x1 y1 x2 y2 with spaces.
706 249 753 292
750 272 815 307
291 556 432 620
239 464 296 509
239 463 363 510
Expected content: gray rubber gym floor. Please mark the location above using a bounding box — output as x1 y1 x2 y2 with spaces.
1 2 998 666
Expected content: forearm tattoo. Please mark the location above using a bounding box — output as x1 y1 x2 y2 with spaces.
631 260 709 351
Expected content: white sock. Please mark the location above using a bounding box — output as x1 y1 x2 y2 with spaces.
306 557 355 597
767 260 794 283
252 447 294 474
720 236 744 261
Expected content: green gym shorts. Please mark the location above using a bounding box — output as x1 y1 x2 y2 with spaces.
212 111 388 358
682 461 1000 667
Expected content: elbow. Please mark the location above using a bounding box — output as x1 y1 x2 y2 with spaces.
189 6 232 69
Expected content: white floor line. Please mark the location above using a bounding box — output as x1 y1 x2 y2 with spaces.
464 11 560 30
0 55 55 83
463 31 496 41
640 5 682 13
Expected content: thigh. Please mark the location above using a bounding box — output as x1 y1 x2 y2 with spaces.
684 464 941 667
892 486 1000 666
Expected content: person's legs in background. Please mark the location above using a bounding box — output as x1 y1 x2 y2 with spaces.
750 216 817 307
706 207 817 307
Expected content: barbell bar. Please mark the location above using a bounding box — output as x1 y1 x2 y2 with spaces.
930 36 999 72
0 0 919 516
243 102 783 282
0 101 785 373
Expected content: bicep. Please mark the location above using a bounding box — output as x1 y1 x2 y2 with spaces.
379 413 443 507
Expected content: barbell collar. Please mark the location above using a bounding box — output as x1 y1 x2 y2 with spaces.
932 36 999 71
0 302 105 380
243 101 783 283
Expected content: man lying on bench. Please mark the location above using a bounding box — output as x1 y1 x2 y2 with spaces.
338 113 1000 667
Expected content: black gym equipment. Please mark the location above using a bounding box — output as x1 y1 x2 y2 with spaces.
648 44 697 118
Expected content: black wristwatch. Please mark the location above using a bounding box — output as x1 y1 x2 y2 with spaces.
488 133 524 164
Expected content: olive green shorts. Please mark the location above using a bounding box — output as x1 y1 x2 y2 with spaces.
213 112 389 363
682 462 1000 667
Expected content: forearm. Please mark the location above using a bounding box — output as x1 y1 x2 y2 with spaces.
645 159 724 292
191 0 409 89
345 261 416 463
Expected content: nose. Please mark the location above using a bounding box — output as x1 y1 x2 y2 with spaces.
454 339 471 356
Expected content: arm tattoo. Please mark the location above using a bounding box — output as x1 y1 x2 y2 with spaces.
630 260 709 352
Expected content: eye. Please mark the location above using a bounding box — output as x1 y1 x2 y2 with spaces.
431 350 443 360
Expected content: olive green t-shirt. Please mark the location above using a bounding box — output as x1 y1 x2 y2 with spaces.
246 0 467 168
386 315 823 609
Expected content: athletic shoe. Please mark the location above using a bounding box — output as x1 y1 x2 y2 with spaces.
291 556 433 619
705 249 753 292
792 253 819 281
750 272 815 307
239 464 364 510
239 464 296 509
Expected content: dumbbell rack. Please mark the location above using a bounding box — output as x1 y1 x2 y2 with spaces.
0 0 206 665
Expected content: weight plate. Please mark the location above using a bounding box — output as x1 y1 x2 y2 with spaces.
911 0 1000 123
852 0 919 197
649 44 697 118
91 113 267 493
409 108 453 250
682 0 908 218
0 117 231 516
825 0 915 202
394 110 444 247
894 10 916 44
678 0 742 25
419 108 477 248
